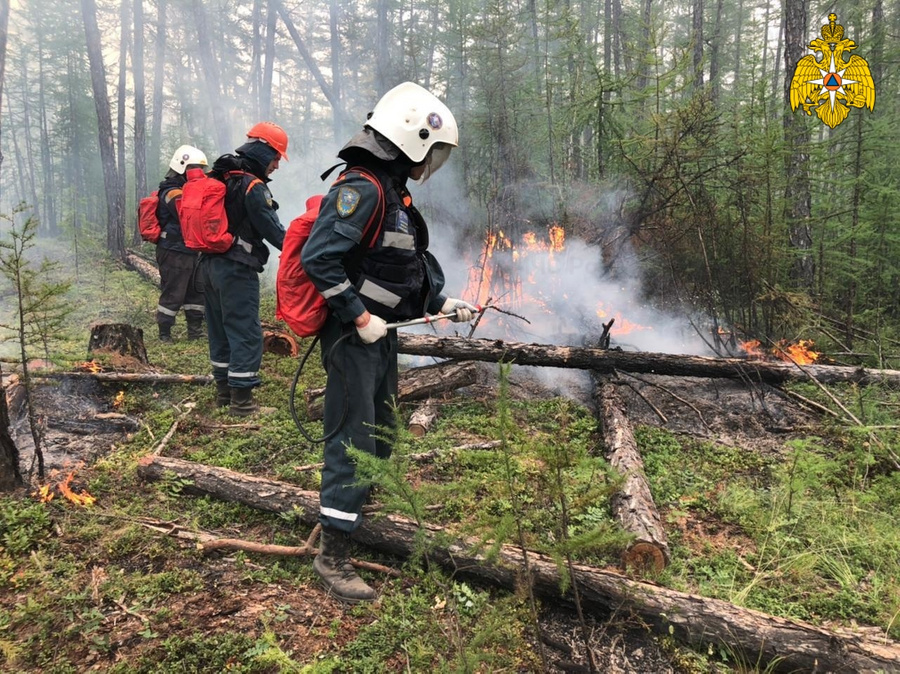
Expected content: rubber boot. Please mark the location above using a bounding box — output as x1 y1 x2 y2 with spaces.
186 318 205 341
313 527 377 603
215 379 231 408
158 323 173 343
228 387 259 417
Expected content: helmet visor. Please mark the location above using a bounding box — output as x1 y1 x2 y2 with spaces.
414 143 453 183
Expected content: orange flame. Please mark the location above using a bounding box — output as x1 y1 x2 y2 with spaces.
76 360 103 373
36 484 54 503
777 339 820 365
113 390 126 409
740 338 819 364
57 472 96 507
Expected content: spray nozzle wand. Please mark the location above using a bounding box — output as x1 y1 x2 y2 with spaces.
385 304 492 331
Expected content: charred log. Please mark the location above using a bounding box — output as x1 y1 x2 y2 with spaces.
37 371 213 385
138 455 900 673
398 334 900 387
304 360 477 421
594 379 669 573
88 323 149 364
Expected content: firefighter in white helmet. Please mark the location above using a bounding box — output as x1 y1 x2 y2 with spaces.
302 82 477 603
154 144 209 343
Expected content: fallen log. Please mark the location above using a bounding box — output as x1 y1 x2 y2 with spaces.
408 400 439 437
137 455 900 673
36 371 213 385
123 250 161 287
398 334 900 387
594 379 670 574
304 360 477 421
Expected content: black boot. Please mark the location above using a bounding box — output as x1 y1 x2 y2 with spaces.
215 380 231 408
228 387 259 417
313 527 377 603
158 323 173 343
186 318 205 341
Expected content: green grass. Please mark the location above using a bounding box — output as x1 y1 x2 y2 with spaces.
2 245 899 670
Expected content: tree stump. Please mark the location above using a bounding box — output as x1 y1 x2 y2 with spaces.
88 323 149 364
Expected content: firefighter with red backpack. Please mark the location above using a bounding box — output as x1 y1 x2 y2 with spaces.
195 123 288 416
145 144 209 342
301 82 477 603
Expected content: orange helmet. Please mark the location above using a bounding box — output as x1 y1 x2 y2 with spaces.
246 121 289 161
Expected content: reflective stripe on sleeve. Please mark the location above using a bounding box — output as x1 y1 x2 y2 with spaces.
322 279 352 299
359 279 402 309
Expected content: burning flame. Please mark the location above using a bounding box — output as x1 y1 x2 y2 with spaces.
465 223 650 341
740 338 819 364
777 339 820 365
32 471 96 507
76 360 103 373
113 390 126 409
58 473 96 506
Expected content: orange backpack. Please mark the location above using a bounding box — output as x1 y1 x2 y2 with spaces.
178 168 262 253
275 168 385 337
137 191 162 243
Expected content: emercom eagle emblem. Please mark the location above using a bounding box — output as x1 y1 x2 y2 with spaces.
789 13 875 129
336 186 361 218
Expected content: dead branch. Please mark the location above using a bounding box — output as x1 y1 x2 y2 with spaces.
137 455 900 673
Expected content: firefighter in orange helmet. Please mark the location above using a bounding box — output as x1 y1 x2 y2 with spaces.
199 122 288 416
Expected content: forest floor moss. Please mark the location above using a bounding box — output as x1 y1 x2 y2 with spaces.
1 244 898 672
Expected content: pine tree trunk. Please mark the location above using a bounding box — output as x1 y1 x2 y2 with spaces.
116 0 129 239
82 0 125 257
692 0 703 91
783 0 813 288
132 0 147 247
0 364 23 492
190 0 231 153
149 0 166 176
0 0 8 204
38 48 57 233
260 0 276 120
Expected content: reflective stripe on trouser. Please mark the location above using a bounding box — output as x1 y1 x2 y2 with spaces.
200 255 262 389
156 247 204 326
318 314 397 533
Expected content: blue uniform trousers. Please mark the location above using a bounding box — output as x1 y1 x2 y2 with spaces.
318 314 397 532
200 256 262 389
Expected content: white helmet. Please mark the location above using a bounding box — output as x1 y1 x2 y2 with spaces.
169 144 208 174
366 82 458 165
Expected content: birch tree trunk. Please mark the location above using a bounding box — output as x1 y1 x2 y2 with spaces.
81 0 125 257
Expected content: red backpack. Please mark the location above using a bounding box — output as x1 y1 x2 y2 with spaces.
178 168 262 253
275 168 385 337
137 191 162 243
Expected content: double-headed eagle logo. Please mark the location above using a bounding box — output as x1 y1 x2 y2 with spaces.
790 13 875 129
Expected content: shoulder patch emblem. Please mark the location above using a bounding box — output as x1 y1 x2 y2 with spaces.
336 186 361 218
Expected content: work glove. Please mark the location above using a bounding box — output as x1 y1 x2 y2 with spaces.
355 313 388 344
441 298 479 323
